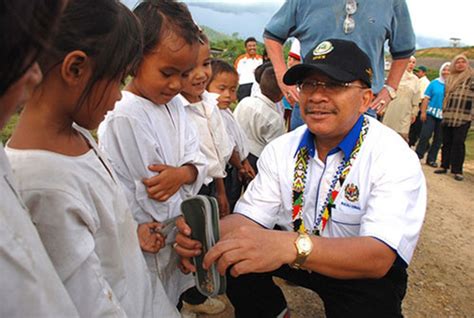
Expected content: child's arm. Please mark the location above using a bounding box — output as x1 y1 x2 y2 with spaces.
143 164 198 202
214 177 230 218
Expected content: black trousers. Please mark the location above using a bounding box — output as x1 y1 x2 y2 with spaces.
237 83 253 102
440 122 471 174
227 265 407 318
408 110 422 147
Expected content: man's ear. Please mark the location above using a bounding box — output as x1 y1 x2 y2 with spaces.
358 88 374 114
60 50 89 86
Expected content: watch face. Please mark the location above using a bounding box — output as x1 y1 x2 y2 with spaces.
297 237 312 253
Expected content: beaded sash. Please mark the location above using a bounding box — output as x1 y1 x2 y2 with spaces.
292 117 369 235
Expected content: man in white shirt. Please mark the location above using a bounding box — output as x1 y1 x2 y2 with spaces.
175 39 426 318
233 66 285 172
235 37 263 101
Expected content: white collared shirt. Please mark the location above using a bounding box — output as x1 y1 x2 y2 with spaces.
234 93 286 157
98 91 206 307
180 91 233 184
219 108 250 162
235 116 426 265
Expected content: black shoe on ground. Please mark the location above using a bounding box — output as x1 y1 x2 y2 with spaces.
454 174 464 181
434 168 448 174
426 161 438 168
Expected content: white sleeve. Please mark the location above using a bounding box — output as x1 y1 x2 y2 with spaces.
23 189 127 317
179 114 208 198
234 143 282 228
98 115 171 223
360 146 426 264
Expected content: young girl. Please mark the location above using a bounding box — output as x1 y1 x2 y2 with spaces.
98 0 206 309
207 59 256 211
0 0 78 316
178 34 233 217
6 1 175 316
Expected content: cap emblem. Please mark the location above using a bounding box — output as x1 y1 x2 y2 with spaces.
313 41 334 57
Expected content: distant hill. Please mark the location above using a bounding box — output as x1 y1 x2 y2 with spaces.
416 47 474 59
201 25 232 42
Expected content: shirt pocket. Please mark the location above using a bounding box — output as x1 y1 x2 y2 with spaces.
331 201 363 226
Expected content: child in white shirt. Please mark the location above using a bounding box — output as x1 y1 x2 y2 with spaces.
207 59 256 211
98 0 207 310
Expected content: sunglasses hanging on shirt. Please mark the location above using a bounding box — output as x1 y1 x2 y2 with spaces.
343 0 357 34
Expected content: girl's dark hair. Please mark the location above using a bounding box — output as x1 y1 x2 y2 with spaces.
0 0 64 96
40 0 143 111
133 0 201 56
208 59 238 88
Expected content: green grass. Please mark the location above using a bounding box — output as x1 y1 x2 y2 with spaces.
1 113 19 144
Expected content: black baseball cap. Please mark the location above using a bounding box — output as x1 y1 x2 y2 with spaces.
283 39 373 88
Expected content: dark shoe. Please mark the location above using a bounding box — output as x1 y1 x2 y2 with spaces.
426 161 438 168
434 168 447 174
454 174 464 181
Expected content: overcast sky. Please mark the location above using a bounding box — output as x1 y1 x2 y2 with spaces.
122 0 474 46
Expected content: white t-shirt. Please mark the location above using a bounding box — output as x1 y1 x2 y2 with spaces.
234 93 286 157
219 108 250 162
235 54 263 85
6 127 177 317
235 116 426 265
181 91 233 184
0 146 79 318
98 91 206 306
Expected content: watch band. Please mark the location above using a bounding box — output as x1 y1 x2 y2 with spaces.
383 84 397 99
290 233 313 269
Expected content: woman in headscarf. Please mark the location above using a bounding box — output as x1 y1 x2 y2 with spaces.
383 56 421 141
434 55 473 181
415 62 451 167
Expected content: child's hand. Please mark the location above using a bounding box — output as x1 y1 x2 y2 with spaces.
143 164 186 201
137 222 165 253
239 159 256 184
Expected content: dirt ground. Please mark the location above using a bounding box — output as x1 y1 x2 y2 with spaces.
199 162 474 318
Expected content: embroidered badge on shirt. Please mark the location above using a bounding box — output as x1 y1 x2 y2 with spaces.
344 183 359 202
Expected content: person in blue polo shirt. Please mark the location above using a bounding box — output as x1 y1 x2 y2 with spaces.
175 39 426 318
264 0 416 118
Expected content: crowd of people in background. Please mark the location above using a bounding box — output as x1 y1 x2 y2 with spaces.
0 0 472 317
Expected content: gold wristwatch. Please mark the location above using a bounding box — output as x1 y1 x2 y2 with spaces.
290 233 313 269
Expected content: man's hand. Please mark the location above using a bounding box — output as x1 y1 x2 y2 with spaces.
174 217 202 273
137 222 166 253
143 164 196 201
420 112 427 122
203 226 296 277
369 87 392 114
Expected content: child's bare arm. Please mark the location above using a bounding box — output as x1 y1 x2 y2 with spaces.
215 177 230 218
143 164 198 201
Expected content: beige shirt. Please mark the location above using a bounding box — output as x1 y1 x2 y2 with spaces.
0 146 79 318
234 93 286 157
383 71 421 135
182 91 233 184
